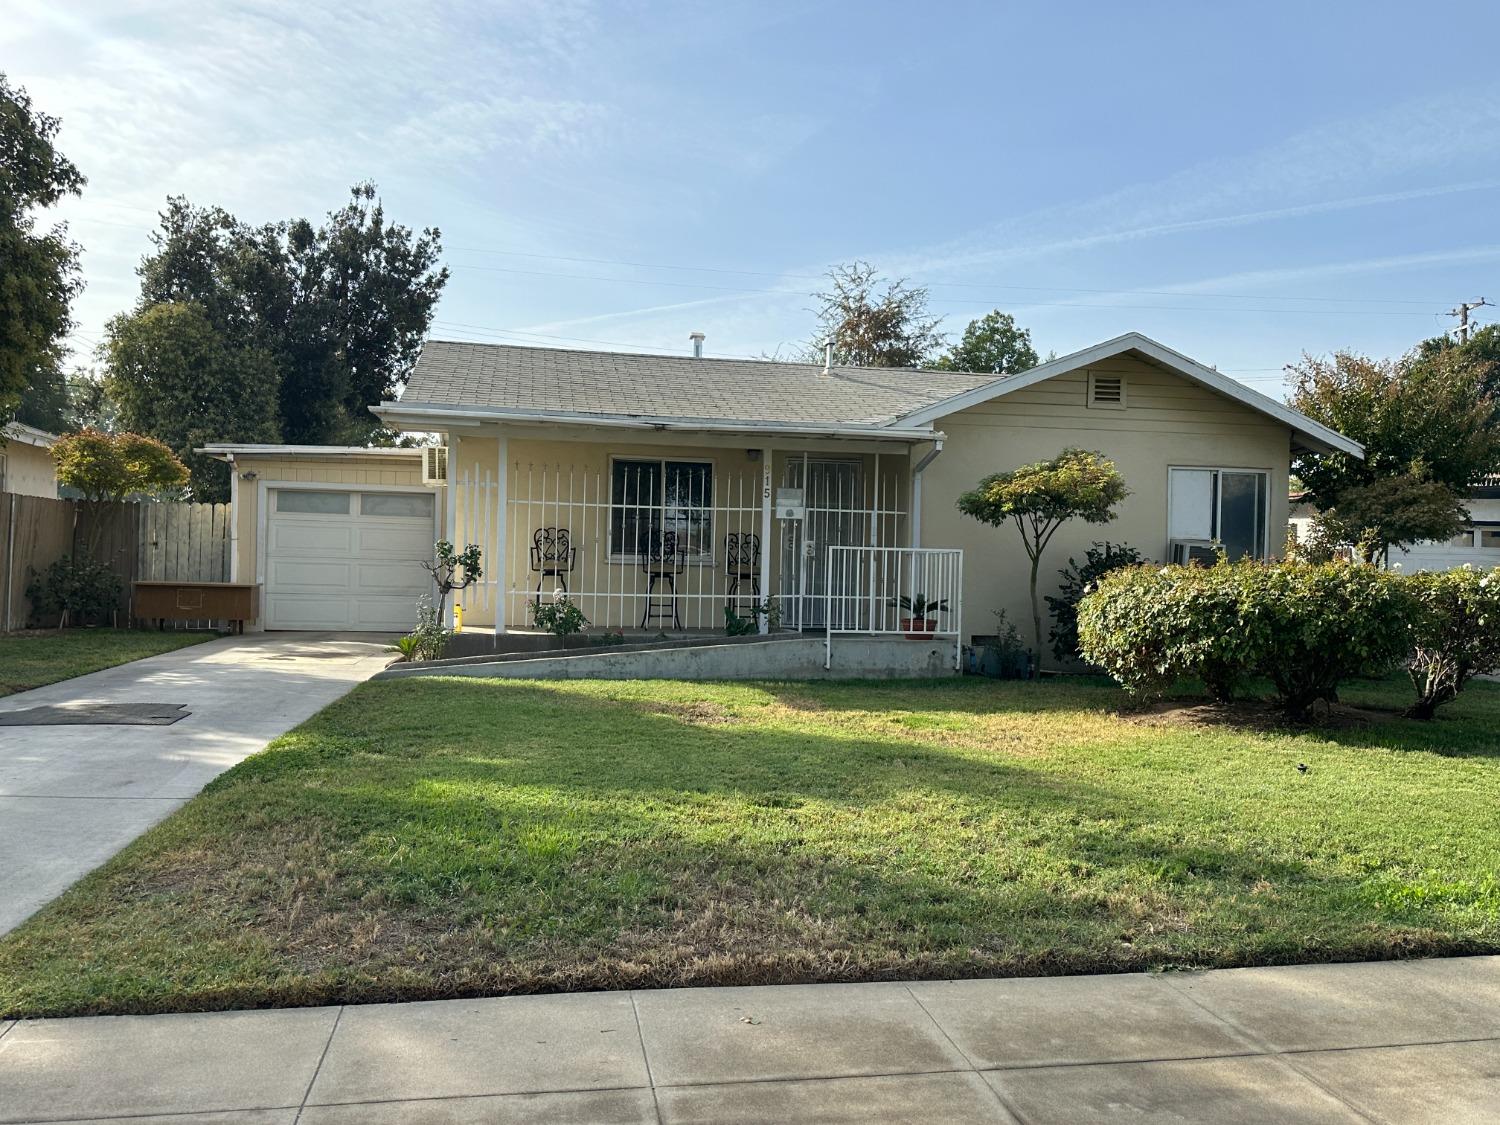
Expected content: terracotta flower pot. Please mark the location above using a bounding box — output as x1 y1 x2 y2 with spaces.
900 616 937 640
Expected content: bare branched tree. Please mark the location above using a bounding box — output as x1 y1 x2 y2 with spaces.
807 261 945 368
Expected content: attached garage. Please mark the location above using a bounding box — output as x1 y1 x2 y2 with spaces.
263 487 436 630
197 445 442 633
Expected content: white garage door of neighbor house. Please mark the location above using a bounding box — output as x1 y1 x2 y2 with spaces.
264 488 435 630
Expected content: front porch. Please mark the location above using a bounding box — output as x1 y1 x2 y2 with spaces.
446 431 959 646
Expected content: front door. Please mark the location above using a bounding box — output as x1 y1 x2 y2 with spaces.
779 458 864 628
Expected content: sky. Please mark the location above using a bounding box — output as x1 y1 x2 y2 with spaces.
8 0 1500 398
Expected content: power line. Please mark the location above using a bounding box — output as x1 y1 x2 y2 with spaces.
448 246 1452 306
430 319 1295 384
1447 297 1493 343
445 263 1445 317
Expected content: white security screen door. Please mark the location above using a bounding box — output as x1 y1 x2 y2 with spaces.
779 458 864 628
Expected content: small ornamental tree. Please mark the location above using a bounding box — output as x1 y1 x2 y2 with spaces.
957 448 1128 659
421 540 482 627
1405 566 1500 720
50 429 188 553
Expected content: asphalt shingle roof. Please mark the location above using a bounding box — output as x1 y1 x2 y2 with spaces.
399 340 999 427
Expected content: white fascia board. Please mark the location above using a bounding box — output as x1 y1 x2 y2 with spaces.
894 331 1366 459
371 402 941 442
194 443 424 462
3 422 59 448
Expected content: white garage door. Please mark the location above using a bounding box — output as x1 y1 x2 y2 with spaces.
264 488 435 631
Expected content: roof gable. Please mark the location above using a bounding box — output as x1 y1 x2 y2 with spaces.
895 332 1364 458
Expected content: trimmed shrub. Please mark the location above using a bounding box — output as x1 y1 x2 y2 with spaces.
1077 563 1261 702
1080 559 1414 716
1045 541 1146 663
1405 566 1500 720
1248 561 1413 717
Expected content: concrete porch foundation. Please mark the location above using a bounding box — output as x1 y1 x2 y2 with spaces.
375 634 958 681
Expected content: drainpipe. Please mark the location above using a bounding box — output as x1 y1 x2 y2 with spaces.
909 437 944 548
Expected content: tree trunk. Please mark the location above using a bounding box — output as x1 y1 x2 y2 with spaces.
1028 550 1043 662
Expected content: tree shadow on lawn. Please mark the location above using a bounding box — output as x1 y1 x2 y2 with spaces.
6 674 1494 1017
2 770 1474 1018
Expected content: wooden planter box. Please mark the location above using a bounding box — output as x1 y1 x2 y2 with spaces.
133 581 259 634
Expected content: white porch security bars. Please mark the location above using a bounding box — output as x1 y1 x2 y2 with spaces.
824 546 964 671
452 456 909 632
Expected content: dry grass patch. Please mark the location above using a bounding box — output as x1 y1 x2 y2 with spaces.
2 675 1498 1017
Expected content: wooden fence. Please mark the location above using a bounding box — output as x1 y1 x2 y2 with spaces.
0 491 231 630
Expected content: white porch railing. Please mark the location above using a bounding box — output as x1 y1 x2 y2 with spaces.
824 546 964 670
453 457 909 632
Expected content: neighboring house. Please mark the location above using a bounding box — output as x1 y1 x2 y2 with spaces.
1 423 61 498
199 331 1361 641
1389 473 1500 572
1289 476 1500 572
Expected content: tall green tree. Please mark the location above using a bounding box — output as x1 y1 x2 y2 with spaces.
14 362 68 431
808 261 945 368
1 74 85 430
129 182 448 446
103 301 280 500
1289 348 1500 560
927 310 1038 374
1417 323 1500 422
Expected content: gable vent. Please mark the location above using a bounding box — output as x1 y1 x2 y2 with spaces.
1088 372 1126 409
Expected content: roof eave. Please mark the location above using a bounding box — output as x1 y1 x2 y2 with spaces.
371 402 942 442
194 443 424 463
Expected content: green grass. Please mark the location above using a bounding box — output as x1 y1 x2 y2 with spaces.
0 628 219 696
2 674 1498 1017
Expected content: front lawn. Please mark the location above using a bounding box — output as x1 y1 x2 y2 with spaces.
0 628 219 696
2 675 1497 1017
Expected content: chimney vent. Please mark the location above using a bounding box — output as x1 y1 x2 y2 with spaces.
822 338 834 376
689 331 705 358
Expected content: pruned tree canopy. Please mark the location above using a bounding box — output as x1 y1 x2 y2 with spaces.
958 448 1129 660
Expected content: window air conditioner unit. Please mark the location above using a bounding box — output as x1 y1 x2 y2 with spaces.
422 446 449 485
1169 538 1217 566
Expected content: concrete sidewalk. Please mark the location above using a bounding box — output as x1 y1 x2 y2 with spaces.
0 633 392 935
2 957 1496 1123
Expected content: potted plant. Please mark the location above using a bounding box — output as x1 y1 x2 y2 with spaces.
893 593 949 639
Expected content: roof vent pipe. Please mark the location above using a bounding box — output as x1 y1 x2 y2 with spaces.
689 332 705 358
822 338 833 376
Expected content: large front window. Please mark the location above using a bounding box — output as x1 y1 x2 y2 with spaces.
1168 468 1269 560
609 458 714 559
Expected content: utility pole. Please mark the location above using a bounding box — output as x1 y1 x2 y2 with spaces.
1447 298 1492 344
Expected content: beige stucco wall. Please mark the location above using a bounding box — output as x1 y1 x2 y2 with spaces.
918 355 1293 660
227 453 429 611
2 439 59 498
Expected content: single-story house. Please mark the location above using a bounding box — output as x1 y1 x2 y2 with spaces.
1 423 61 499
199 331 1362 656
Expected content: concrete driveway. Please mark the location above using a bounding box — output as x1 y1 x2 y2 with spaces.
0 633 393 935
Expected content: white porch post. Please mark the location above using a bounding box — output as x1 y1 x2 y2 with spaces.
758 449 773 634
910 471 922 548
495 433 508 634
445 432 460 546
